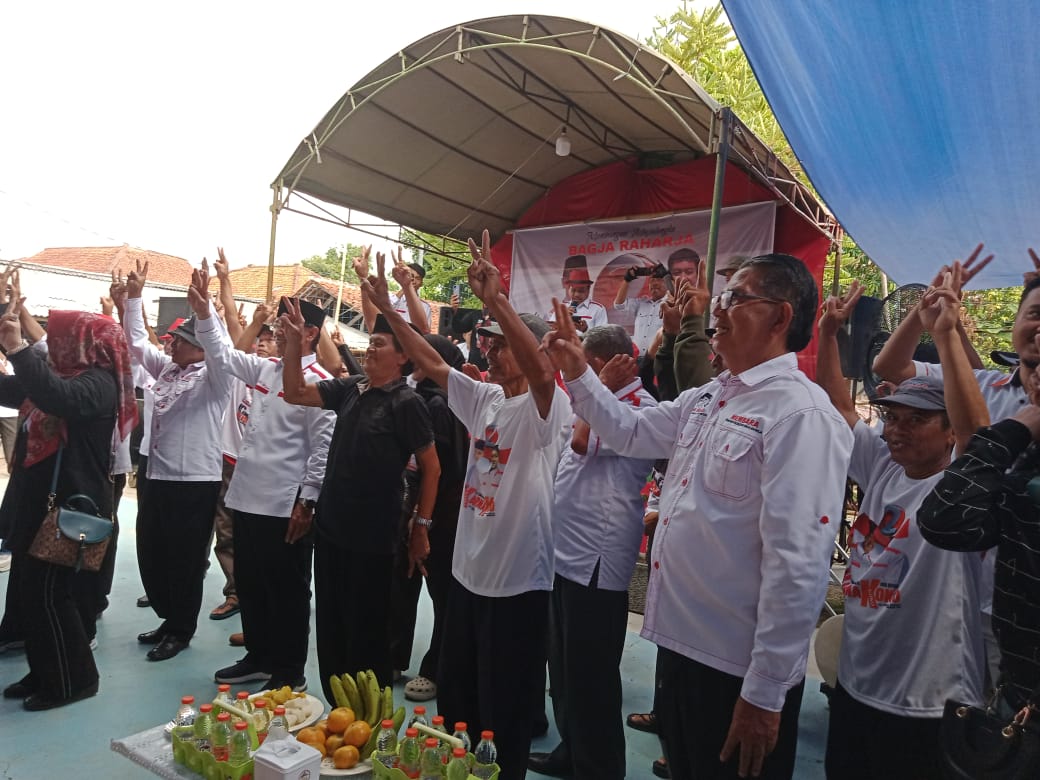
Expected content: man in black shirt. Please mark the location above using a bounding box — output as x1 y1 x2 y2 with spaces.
281 305 439 701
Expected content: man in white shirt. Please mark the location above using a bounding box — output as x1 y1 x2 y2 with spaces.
360 231 572 780
124 260 235 662
189 276 335 693
613 264 669 356
529 325 657 780
544 253 854 780
546 255 607 332
817 277 987 779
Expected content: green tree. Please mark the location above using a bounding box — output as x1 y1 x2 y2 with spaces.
300 244 367 280
399 228 480 308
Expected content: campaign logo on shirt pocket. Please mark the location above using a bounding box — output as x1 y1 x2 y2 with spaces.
676 410 706 448
703 428 755 500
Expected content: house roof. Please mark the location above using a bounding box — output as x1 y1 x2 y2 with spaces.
22 244 194 287
299 277 442 334
217 264 337 301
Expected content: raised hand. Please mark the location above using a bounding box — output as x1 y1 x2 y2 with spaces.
926 244 992 297
0 263 20 307
100 296 115 316
250 302 273 326
681 261 711 319
0 294 25 351
919 264 962 335
352 245 372 282
598 353 638 393
360 252 393 312
126 258 149 299
390 257 413 288
187 264 211 317
450 292 460 311
109 269 128 310
237 303 246 328
276 296 307 351
329 325 345 346
461 363 484 382
541 297 588 380
466 230 503 303
1026 248 1040 286
660 279 689 336
214 247 231 281
818 280 864 335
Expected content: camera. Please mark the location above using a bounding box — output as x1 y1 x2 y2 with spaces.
625 263 668 282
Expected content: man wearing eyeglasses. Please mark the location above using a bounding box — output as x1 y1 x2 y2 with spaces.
543 254 853 780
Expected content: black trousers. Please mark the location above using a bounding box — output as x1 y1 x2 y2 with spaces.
137 478 220 640
436 578 549 780
545 570 629 780
314 536 394 703
18 553 99 700
655 647 805 780
233 510 312 679
825 681 942 780
417 517 457 681
70 472 127 638
389 472 421 672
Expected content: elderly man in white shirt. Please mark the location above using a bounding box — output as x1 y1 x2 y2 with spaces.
189 275 335 693
543 253 854 780
124 260 235 662
528 324 657 780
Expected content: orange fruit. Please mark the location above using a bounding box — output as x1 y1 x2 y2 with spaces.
297 726 326 748
316 720 330 738
342 720 372 748
327 707 355 735
325 734 345 754
333 745 360 769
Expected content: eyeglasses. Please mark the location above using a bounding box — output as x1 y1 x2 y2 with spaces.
876 408 943 427
711 289 785 311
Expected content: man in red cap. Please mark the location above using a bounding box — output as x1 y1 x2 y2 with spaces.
546 255 607 333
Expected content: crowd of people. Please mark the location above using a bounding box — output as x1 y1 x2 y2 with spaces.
0 235 1038 780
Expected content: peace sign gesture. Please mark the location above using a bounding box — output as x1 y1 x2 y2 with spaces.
0 293 26 352
126 258 150 299
352 246 372 282
541 297 588 380
466 229 503 303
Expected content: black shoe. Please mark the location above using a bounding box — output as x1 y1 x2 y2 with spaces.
261 675 306 694
652 758 670 779
23 681 99 711
147 636 189 661
527 751 572 777
136 595 150 608
215 658 272 684
0 636 25 653
626 711 659 734
3 675 35 699
137 627 164 645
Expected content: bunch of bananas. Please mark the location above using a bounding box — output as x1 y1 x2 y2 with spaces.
329 670 406 760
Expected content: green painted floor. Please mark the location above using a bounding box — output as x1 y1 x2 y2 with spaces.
0 488 828 779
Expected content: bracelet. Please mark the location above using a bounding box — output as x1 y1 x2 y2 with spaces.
414 516 432 528
5 339 29 356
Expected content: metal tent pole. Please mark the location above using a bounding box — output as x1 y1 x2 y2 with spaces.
266 182 282 303
705 107 732 283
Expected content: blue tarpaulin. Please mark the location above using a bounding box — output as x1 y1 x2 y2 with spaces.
721 0 1040 289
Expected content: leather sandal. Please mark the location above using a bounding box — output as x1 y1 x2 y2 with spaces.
626 711 659 734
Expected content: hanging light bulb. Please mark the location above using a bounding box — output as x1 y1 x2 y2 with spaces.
555 127 571 157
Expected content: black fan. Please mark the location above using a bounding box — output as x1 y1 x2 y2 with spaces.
862 284 938 400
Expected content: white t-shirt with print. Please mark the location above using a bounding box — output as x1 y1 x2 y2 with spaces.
447 369 571 597
840 422 986 717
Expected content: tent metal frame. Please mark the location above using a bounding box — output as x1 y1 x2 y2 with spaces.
265 15 839 300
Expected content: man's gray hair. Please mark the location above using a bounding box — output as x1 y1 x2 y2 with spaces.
582 325 635 362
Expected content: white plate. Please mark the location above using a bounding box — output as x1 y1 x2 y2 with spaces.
249 692 325 733
320 757 373 776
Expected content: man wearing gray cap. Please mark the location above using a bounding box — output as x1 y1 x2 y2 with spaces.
817 279 988 780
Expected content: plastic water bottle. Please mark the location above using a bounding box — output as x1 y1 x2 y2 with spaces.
267 705 290 742
235 690 254 714
215 684 234 710
193 704 215 752
420 737 443 779
230 721 251 765
252 698 270 743
447 747 470 780
373 719 399 768
399 727 422 779
212 712 232 762
408 705 429 730
451 722 471 755
173 695 197 742
431 716 450 764
472 730 497 779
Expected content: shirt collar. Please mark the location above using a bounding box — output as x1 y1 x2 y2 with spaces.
613 378 645 399
724 352 798 387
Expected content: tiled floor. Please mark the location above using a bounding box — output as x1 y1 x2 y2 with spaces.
0 487 829 779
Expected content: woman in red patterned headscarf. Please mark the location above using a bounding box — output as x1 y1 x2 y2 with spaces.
0 302 136 711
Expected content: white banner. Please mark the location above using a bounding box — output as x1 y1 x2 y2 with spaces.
509 202 776 335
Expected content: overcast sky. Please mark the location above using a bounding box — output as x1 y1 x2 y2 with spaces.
0 1 665 269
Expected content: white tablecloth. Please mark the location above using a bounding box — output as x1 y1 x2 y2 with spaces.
111 724 197 779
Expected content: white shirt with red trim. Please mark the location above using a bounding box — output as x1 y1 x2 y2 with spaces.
546 298 609 330
195 316 335 518
913 362 1028 423
566 353 853 712
553 378 657 590
390 292 432 329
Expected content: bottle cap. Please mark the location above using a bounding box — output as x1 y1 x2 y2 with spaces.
432 715 444 725
234 721 248 731
382 719 394 728
181 696 195 704
217 712 230 721
481 730 494 740
425 738 438 748
274 706 286 715
200 704 213 712
454 722 467 732
414 706 426 714
236 691 249 699
218 684 230 692
406 728 419 737
453 748 466 757
254 699 267 708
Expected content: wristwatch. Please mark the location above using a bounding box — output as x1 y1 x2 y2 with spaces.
297 498 317 510
414 516 432 528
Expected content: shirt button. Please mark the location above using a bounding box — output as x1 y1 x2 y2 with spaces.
681 478 688 486
653 561 660 569
719 400 726 407
662 517 669 525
